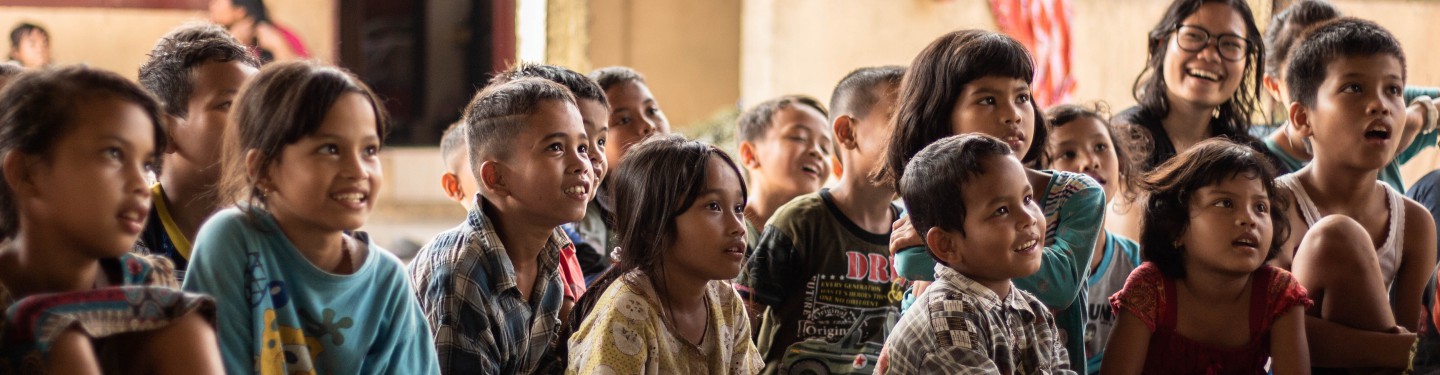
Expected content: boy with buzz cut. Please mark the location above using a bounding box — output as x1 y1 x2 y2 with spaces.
880 134 1071 375
738 66 904 374
408 77 595 374
438 120 479 210
736 94 834 245
135 22 259 281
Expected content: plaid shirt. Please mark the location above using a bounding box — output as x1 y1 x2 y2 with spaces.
881 265 1074 375
408 198 570 374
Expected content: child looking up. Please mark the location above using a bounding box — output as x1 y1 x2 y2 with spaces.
567 135 763 374
735 95 833 244
1103 139 1309 375
183 61 439 374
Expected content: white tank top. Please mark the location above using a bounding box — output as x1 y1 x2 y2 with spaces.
1276 174 1405 287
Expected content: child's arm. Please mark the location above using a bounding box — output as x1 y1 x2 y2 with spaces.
1395 199 1438 331
1304 315 1415 367
1269 306 1310 375
1015 176 1104 309
1098 311 1150 375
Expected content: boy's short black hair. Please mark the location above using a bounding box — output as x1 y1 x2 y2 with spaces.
736 95 829 143
439 120 466 168
829 66 905 122
1263 0 1340 78
1141 138 1290 279
490 62 608 108
138 23 260 118
463 77 577 170
8 22 45 50
1286 17 1406 108
900 134 1014 243
589 66 646 92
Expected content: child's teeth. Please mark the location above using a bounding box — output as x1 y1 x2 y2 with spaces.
333 193 364 202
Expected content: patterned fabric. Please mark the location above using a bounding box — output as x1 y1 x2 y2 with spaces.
566 271 764 374
1083 232 1141 374
408 197 568 374
133 183 190 282
881 265 1073 375
1109 263 1312 374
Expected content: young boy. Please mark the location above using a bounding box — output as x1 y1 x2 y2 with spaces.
736 95 833 245
739 66 902 374
880 134 1071 374
438 121 479 210
1275 17 1437 371
135 23 259 280
408 78 594 374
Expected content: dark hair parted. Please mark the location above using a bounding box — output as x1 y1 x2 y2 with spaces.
1263 0 1340 78
490 62 608 108
139 23 260 119
829 66 906 122
880 29 1046 190
736 95 829 143
589 66 646 92
1044 102 1140 201
462 77 577 173
0 66 167 238
220 61 388 212
1140 138 1290 279
569 134 747 331
900 134 1014 243
1285 17 1405 109
1133 0 1263 138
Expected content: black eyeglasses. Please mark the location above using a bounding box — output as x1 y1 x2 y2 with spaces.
1173 25 1250 61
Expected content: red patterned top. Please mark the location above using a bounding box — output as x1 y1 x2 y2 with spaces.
1109 263 1312 374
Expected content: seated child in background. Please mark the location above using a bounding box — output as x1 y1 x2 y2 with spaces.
135 22 260 280
408 77 592 374
881 134 1072 374
1272 17 1436 371
438 120 479 210
1042 103 1142 374
735 95 833 246
0 65 222 374
1102 139 1309 375
740 66 904 374
183 61 439 374
567 135 763 374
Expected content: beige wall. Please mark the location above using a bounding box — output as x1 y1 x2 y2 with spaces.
0 1 335 80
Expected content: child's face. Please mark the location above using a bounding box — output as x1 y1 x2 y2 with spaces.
942 155 1045 287
846 83 899 182
1162 3 1248 108
26 96 155 258
1047 117 1121 198
14 30 50 69
665 155 747 281
746 105 832 197
577 98 610 183
603 81 669 173
172 60 258 182
495 100 593 226
950 76 1036 158
263 93 382 233
1178 175 1273 276
1300 54 1406 170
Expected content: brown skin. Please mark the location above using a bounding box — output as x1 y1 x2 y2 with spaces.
161 60 259 243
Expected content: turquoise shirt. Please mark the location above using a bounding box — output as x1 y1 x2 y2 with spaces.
184 208 440 375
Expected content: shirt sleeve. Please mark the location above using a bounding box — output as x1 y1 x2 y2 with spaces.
1264 266 1314 324
181 210 257 375
566 288 654 374
1108 264 1164 332
1015 173 1105 310
738 225 799 306
720 284 765 373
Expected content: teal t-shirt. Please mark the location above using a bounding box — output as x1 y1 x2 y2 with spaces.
1083 232 1142 374
183 208 440 375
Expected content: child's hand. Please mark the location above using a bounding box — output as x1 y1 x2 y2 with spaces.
890 216 923 257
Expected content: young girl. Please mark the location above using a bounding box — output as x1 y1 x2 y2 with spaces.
1103 139 1309 375
566 135 763 374
0 66 222 374
181 61 439 374
883 29 1105 373
1042 103 1142 373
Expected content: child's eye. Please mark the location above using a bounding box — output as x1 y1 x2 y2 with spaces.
577 144 588 154
1255 202 1269 214
318 144 339 155
1059 151 1076 160
733 203 745 214
1023 194 1033 205
215 101 232 111
705 201 722 212
1214 198 1234 208
646 107 662 117
979 97 996 105
596 137 607 149
546 143 564 152
364 145 380 156
1341 84 1362 93
1016 93 1031 104
1095 143 1109 152
617 116 632 126
993 206 1009 216
143 159 158 173
1387 85 1403 96
105 147 123 160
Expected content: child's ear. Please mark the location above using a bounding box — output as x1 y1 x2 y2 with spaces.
924 226 961 265
162 114 183 155
2 152 37 198
243 149 271 194
1288 102 1314 138
1262 75 1283 104
833 115 859 151
478 160 509 197
737 140 761 170
440 172 465 203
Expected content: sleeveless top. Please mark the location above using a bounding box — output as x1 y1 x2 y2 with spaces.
1275 174 1405 287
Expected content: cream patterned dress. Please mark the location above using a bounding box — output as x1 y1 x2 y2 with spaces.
567 270 763 374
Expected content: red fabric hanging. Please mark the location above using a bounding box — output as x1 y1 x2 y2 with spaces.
990 0 1075 108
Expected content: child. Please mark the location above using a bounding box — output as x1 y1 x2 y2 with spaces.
740 66 902 373
881 134 1070 374
883 29 1104 373
567 134 764 374
1273 17 1437 371
1042 103 1142 374
438 120 479 210
408 77 592 374
735 95 833 246
1103 139 1309 375
182 61 439 374
0 66 222 374
7 22 49 69
136 22 260 280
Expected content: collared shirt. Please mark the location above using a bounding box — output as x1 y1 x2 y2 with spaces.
408 196 570 374
882 265 1074 375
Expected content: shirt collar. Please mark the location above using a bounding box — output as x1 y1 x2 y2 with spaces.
466 196 569 298
934 265 1037 316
